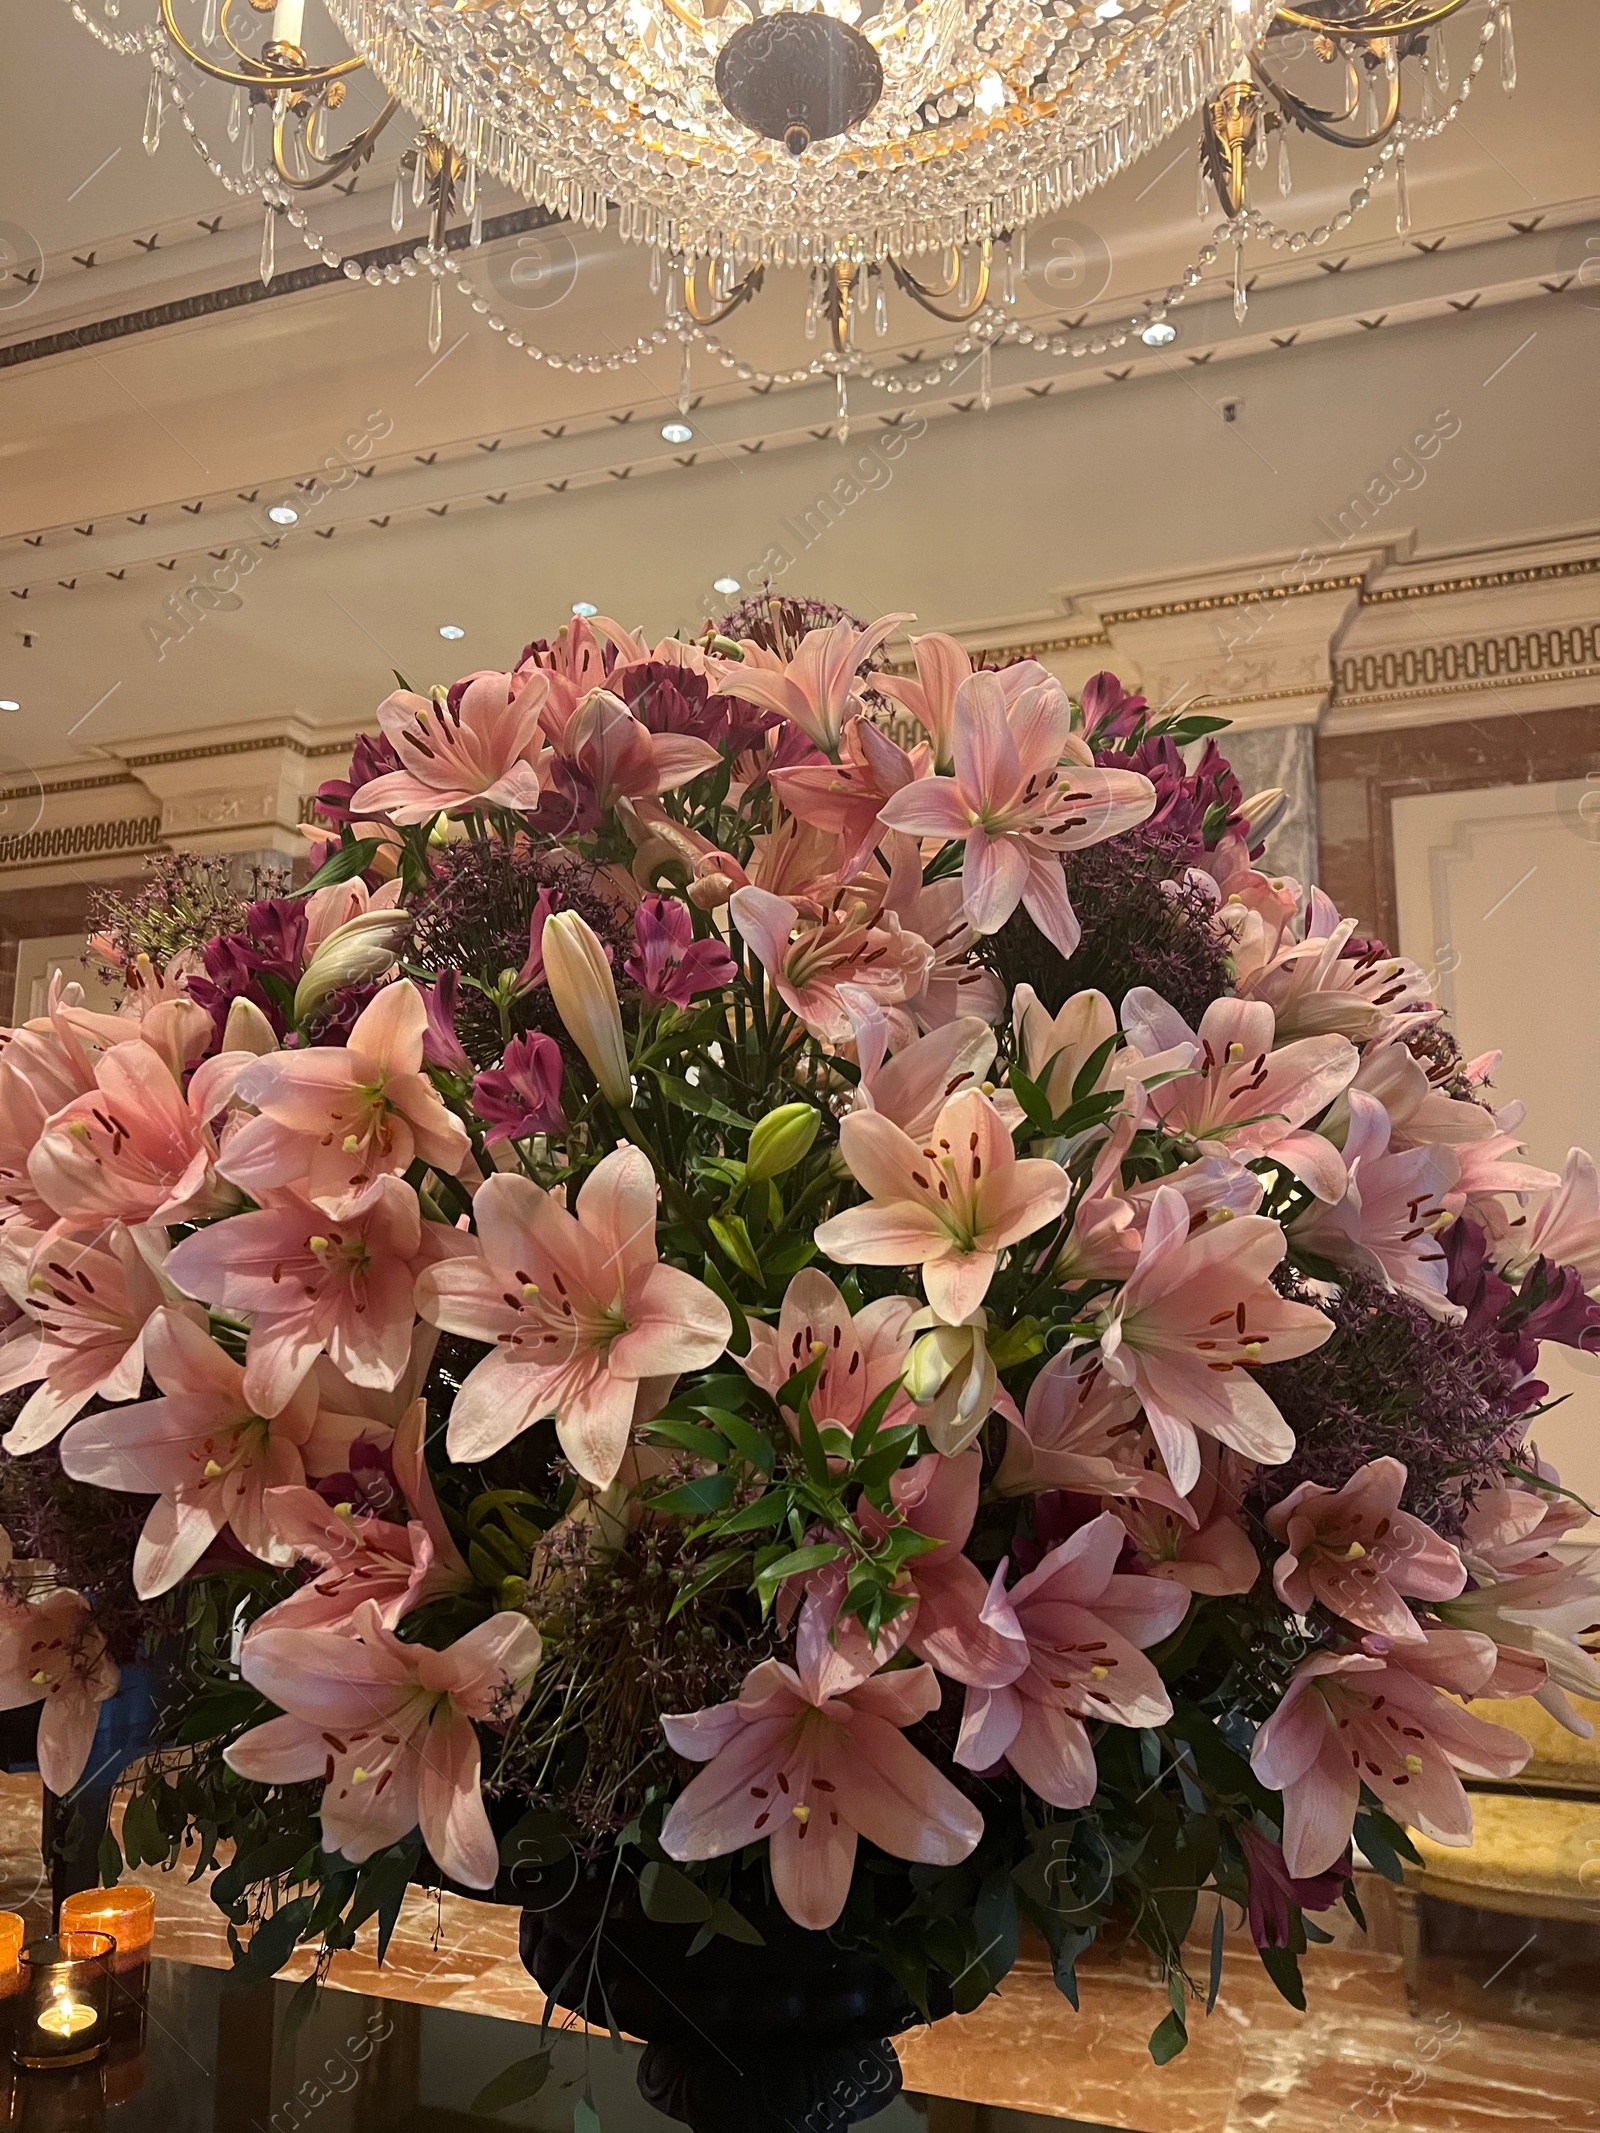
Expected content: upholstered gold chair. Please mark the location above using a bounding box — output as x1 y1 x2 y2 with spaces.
1397 1694 1600 2012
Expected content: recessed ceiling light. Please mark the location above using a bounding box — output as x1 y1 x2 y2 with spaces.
1141 320 1177 346
0 700 18 713
661 420 694 443
712 577 741 596
438 623 466 640
572 601 598 617
267 503 299 525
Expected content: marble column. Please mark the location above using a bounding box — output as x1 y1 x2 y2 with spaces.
1214 722 1320 890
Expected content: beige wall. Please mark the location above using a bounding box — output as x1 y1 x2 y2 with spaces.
1394 779 1600 1534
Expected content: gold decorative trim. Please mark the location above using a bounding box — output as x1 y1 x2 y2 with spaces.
1187 684 1325 710
120 733 355 771
1335 623 1600 703
0 772 137 805
1361 555 1600 605
1330 662 1600 712
879 627 1109 678
0 817 164 872
1100 575 1367 627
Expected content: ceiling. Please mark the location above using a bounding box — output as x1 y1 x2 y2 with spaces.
2 0 1597 773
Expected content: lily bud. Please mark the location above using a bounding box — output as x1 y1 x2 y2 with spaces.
222 996 279 1056
541 910 632 1108
903 1308 997 1457
293 908 411 1023
745 1102 820 1182
1239 786 1289 847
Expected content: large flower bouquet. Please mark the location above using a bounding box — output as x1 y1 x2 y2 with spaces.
0 598 1596 2061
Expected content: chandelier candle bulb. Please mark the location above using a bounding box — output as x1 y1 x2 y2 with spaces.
270 0 304 53
13 1937 113 2071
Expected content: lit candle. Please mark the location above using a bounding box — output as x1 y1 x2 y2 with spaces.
12 1934 112 2070
271 0 306 51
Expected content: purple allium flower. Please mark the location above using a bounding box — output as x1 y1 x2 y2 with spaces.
473 1032 567 1144
624 895 737 1012
1239 1826 1348 1950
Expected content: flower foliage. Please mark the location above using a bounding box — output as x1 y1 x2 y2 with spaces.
1 614 1595 2060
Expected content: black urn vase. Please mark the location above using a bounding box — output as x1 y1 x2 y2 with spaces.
519 1873 949 2133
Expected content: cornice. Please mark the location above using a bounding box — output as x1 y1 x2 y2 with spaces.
1100 575 1368 629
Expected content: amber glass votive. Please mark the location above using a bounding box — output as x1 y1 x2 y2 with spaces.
0 1919 24 2003
12 1936 112 2071
57 1892 151 2032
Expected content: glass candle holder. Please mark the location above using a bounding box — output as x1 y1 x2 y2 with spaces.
56 1893 152 2031
11 1937 112 2071
0 1919 23 2003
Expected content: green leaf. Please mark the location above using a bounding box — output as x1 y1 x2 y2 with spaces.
709 1213 764 1281
283 1972 322 2035
650 1071 750 1131
237 1893 316 1980
287 839 382 898
1258 1944 1307 2010
714 1411 776 1477
755 1541 845 1608
575 2095 602 2133
212 1829 318 1912
1353 1808 1422 1882
97 1829 123 1890
471 2050 554 2117
713 1492 789 1537
1206 1901 1225 2015
1148 2009 1188 2064
650 1474 737 1518
987 1316 1043 1372
700 1258 750 1356
642 1419 731 1463
639 1860 714 1924
666 1548 747 1618
705 1897 764 1946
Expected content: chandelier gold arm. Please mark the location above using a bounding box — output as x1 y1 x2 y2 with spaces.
158 0 365 90
1252 45 1401 150
270 92 400 192
681 257 767 327
887 239 992 324
1272 1 1472 34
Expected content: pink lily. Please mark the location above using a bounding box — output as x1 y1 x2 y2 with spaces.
954 1511 1189 1808
1120 1445 1260 1595
837 985 997 1142
58 1308 353 1597
29 1039 234 1231
0 1582 120 1796
1442 1107 1561 1221
876 673 1156 959
1460 1480 1590 1580
351 673 551 823
875 635 1051 773
1250 1633 1529 1878
1289 1091 1461 1320
1121 990 1357 1201
623 895 737 1014
1013 986 1194 1121
815 1089 1072 1322
852 1449 1039 1686
881 863 1005 1035
658 1600 982 1931
251 1401 472 1634
165 1175 454 1418
0 1220 200 1455
729 885 933 1046
1097 1185 1333 1494
1265 1456 1465 1640
227 1601 542 1888
770 717 929 877
221 982 471 1213
415 1150 732 1481
740 1269 917 1447
556 689 721 810
713 612 912 756
0 1018 98 1229
1229 888 1433 1043
995 1346 1190 1518
1494 1147 1600 1289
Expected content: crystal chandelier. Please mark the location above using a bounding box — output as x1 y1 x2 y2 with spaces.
123 0 1506 365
